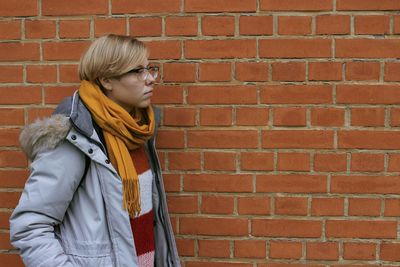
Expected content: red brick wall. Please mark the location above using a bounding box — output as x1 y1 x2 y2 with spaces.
1 0 400 266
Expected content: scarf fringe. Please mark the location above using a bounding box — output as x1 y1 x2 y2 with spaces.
122 178 141 218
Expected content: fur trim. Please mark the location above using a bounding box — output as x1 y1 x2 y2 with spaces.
19 114 72 160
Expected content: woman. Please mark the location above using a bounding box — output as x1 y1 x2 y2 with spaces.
9 34 181 267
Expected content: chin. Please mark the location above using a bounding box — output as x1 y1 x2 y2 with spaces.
137 100 151 108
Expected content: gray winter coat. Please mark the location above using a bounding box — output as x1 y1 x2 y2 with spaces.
9 91 181 267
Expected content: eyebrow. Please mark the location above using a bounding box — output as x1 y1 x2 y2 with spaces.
137 64 149 68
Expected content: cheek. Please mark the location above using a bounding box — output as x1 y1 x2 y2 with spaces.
119 82 143 101
118 79 140 94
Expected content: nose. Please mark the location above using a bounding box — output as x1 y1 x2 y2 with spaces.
145 75 156 86
145 72 156 85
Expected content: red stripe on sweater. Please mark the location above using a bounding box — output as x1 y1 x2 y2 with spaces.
130 145 150 175
130 209 155 255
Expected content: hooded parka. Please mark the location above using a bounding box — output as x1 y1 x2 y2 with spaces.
9 91 181 267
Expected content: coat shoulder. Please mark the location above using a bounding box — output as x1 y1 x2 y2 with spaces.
19 114 72 160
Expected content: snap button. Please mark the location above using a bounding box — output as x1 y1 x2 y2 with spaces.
71 135 77 140
88 148 93 154
105 159 110 164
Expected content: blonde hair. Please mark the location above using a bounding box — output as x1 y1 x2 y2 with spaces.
79 34 149 84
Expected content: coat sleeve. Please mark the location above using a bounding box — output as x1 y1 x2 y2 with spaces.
9 139 86 267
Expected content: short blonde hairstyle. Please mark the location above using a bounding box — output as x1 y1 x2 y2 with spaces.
79 34 149 84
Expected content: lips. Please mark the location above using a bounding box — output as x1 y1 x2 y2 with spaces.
144 90 153 96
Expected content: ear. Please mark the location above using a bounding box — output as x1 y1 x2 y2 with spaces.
99 77 113 92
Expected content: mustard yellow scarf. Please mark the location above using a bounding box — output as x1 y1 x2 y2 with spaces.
79 80 155 218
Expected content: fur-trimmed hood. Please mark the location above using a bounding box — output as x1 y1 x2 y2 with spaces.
20 115 71 161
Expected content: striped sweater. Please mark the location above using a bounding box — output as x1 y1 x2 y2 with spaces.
129 145 155 267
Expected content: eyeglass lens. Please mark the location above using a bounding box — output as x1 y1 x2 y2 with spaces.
142 67 158 80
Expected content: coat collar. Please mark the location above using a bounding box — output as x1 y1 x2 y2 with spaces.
54 91 93 138
53 90 161 142
20 90 161 161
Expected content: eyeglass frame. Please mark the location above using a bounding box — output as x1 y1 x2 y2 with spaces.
124 65 159 81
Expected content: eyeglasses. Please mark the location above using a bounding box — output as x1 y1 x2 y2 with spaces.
125 65 159 81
